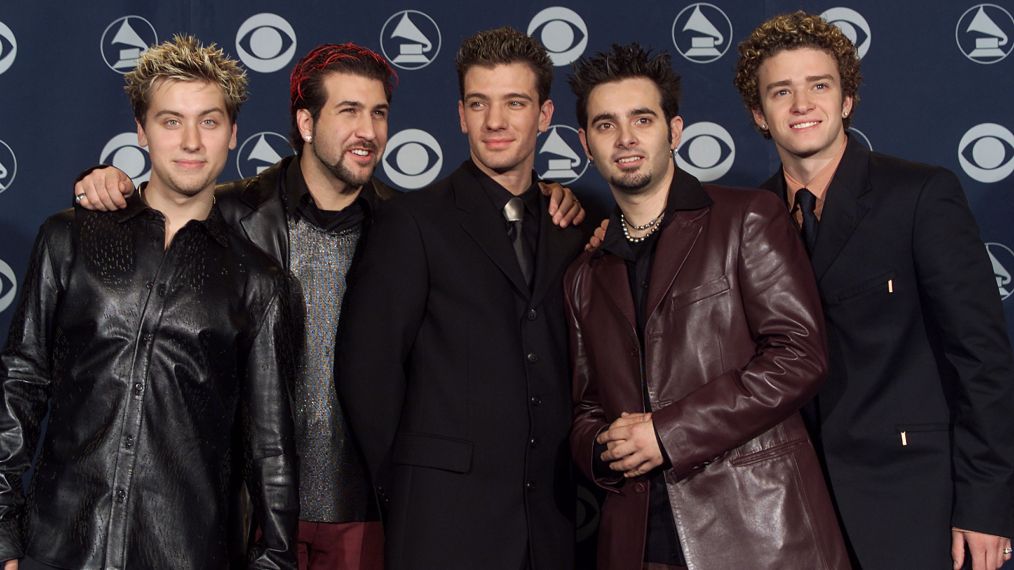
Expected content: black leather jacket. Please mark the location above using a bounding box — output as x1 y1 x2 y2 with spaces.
0 195 298 569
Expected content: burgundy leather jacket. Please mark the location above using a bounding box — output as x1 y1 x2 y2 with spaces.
565 177 850 570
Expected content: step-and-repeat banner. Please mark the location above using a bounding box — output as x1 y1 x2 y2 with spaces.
1 1 1012 563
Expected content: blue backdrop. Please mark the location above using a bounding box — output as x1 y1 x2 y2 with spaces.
1 1 1012 564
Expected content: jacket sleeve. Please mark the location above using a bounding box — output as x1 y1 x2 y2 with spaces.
335 197 428 495
910 168 1014 537
244 278 299 570
0 222 68 561
565 261 623 492
652 191 829 477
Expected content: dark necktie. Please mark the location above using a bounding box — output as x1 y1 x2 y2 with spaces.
795 188 819 256
503 197 533 286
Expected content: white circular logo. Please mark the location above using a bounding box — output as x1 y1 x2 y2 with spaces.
956 4 1014 64
535 125 589 185
235 13 297 73
0 20 17 75
821 7 872 59
382 129 443 190
0 138 17 193
675 122 735 182
576 484 601 543
986 242 1014 300
527 7 588 66
671 3 733 64
237 132 293 179
0 258 16 314
380 10 441 70
100 132 151 185
100 15 158 74
958 123 1014 183
848 127 873 151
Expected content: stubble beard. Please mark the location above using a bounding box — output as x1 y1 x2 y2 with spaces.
610 170 653 196
314 143 376 191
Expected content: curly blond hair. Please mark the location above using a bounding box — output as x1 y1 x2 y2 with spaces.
734 11 861 137
124 34 248 124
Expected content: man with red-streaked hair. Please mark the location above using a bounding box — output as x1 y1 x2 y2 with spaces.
73 41 585 570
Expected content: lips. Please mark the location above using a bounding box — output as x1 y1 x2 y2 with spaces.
614 155 645 168
483 138 515 149
174 159 207 170
346 143 378 164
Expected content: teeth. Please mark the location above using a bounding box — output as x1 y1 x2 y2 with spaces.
792 121 819 129
350 149 370 156
618 157 640 164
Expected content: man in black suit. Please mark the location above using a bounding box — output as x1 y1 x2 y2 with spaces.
336 27 586 570
735 11 1014 570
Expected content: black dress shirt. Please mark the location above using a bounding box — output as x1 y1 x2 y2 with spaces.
0 191 298 569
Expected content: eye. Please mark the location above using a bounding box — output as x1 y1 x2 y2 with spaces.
958 123 1014 183
381 128 444 190
527 7 588 66
164 119 181 128
0 138 17 192
236 131 294 178
821 7 872 58
508 100 527 109
468 101 486 111
670 3 734 64
100 132 151 184
235 13 297 73
634 117 653 126
535 124 590 185
675 121 736 182
0 258 17 314
0 21 17 75
380 10 442 70
201 118 219 127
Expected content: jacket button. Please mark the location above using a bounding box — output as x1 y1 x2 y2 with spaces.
529 395 542 406
528 437 537 448
525 480 536 492
634 482 647 493
124 435 134 449
526 309 537 321
115 489 127 503
526 352 538 363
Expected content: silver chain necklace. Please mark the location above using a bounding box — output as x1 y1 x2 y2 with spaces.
620 210 665 243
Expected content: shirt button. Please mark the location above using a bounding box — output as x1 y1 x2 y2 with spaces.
115 489 127 503
526 309 538 321
124 435 134 449
529 395 542 406
156 284 167 297
132 383 143 396
526 352 538 363
528 437 538 448
145 281 153 290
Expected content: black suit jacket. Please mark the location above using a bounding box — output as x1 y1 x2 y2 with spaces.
763 138 1014 569
336 162 586 570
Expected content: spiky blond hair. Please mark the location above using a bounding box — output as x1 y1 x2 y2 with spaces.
124 34 248 124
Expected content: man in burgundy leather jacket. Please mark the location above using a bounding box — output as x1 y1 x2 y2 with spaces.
564 44 849 570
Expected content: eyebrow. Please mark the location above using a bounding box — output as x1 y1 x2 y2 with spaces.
152 107 225 118
463 92 534 101
590 107 658 124
763 74 836 92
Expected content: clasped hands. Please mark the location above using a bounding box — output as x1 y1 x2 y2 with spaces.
597 412 664 478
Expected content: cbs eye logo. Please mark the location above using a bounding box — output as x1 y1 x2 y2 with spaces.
986 242 1014 301
0 138 16 194
0 20 17 75
100 133 151 185
956 4 1014 64
671 3 732 64
100 15 158 74
675 122 735 182
821 7 872 59
381 129 442 190
958 123 1014 183
527 7 588 67
0 258 16 314
380 10 441 70
236 13 297 73
237 132 293 179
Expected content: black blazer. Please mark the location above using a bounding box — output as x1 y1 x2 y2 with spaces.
763 138 1014 569
336 162 586 570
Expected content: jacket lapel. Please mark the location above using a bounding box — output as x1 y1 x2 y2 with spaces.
591 254 638 334
645 209 706 319
452 166 530 298
237 172 289 266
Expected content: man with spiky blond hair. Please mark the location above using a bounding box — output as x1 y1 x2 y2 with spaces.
0 35 298 569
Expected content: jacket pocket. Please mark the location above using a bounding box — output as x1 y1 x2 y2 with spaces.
729 438 807 467
673 275 730 309
894 422 950 447
826 270 896 304
392 432 473 474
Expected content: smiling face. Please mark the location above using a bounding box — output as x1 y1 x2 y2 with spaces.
752 47 853 165
458 62 554 181
579 77 682 198
298 71 389 192
137 79 237 201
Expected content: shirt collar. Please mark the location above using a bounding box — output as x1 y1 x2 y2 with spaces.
465 159 541 218
782 134 848 208
113 183 230 246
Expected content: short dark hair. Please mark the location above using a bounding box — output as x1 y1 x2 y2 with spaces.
455 27 553 103
289 43 398 153
569 43 682 130
734 11 861 137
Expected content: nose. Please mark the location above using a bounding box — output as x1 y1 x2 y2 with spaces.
791 91 813 114
484 104 506 130
616 122 638 148
181 123 201 151
355 113 376 142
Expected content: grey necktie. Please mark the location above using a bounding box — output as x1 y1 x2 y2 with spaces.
503 197 532 286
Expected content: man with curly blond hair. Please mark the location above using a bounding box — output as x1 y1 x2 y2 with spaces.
737 11 1014 570
0 35 298 569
